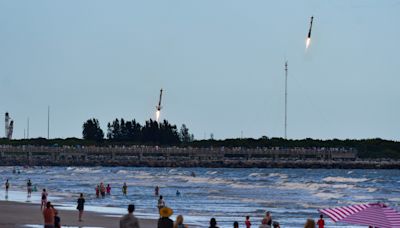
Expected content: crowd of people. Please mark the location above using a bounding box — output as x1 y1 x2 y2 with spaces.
119 203 326 228
5 179 326 228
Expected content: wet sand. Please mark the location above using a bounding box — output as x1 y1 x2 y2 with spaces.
0 200 157 228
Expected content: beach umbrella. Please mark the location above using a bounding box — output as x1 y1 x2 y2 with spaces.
318 203 400 228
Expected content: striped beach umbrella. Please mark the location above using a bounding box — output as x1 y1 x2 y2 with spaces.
318 203 400 228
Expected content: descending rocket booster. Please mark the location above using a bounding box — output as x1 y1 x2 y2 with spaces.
155 89 163 122
308 16 314 38
306 16 314 49
156 89 163 111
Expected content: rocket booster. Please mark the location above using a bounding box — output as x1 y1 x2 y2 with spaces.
156 89 163 111
307 16 314 38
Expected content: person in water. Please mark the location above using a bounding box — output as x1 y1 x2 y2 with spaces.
95 185 100 198
155 186 159 196
176 190 181 197
106 184 111 195
100 182 106 198
157 195 165 211
5 179 10 193
122 182 128 196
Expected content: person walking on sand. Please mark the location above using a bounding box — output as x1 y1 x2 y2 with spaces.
43 201 55 228
27 179 32 197
120 204 140 228
41 189 48 210
5 179 10 193
77 193 85 222
122 182 128 196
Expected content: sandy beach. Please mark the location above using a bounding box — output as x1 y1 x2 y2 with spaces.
0 200 157 228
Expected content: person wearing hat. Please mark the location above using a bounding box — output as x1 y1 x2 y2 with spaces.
158 207 174 228
120 204 140 228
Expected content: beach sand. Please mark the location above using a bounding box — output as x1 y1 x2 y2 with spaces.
0 200 157 228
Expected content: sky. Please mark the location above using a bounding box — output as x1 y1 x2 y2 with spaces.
0 0 399 140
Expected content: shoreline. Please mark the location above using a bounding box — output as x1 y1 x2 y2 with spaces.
0 200 157 228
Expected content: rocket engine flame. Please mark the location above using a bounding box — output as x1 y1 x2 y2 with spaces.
156 110 160 122
306 37 311 49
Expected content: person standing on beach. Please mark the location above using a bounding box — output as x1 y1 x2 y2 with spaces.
157 195 165 211
41 189 48 210
5 179 10 193
209 218 219 228
54 209 61 228
122 182 128 196
317 214 324 228
173 215 188 228
77 193 85 222
158 207 174 228
27 179 32 197
43 202 55 228
120 204 140 228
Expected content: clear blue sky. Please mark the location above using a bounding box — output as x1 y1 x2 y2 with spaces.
0 0 399 140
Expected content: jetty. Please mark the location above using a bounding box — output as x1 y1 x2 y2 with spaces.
0 145 398 168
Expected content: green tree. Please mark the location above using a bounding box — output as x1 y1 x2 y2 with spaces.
179 124 192 143
82 118 104 141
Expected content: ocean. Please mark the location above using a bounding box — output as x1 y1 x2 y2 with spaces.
1 166 399 227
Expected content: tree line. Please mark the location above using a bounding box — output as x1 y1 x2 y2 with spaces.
82 118 193 145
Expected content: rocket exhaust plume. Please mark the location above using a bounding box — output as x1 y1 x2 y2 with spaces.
306 37 311 49
156 110 160 122
155 88 163 122
306 16 314 49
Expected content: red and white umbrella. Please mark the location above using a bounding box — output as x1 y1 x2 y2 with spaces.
319 203 400 228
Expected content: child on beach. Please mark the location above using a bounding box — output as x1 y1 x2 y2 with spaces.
41 189 48 210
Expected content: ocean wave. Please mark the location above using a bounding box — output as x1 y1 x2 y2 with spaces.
322 176 368 183
314 192 343 200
